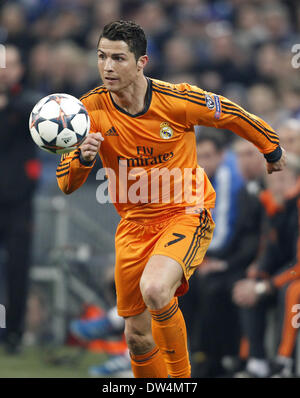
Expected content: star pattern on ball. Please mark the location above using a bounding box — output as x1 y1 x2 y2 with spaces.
29 93 90 154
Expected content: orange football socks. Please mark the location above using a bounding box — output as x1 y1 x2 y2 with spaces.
149 297 191 378
130 345 168 378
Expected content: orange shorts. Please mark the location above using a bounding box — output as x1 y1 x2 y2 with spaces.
115 209 215 317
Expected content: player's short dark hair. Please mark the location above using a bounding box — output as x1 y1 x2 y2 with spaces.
196 128 226 152
98 20 147 61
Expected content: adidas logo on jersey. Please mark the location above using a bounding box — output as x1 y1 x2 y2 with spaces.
105 127 119 136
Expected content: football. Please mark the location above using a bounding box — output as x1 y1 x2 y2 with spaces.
29 93 90 154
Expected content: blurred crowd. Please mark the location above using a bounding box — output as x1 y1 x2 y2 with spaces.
0 0 300 117
0 0 300 378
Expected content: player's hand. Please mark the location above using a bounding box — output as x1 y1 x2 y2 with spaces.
266 147 287 174
80 132 104 162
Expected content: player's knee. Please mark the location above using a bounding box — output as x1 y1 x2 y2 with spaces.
140 279 170 310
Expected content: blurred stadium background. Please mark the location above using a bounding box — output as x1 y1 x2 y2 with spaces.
0 0 300 377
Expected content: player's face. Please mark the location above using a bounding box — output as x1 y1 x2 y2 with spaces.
97 38 142 92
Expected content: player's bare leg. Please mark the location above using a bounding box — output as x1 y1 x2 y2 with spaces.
124 309 168 377
124 309 154 355
140 255 182 309
140 255 191 378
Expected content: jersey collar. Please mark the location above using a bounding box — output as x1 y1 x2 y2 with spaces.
109 77 152 118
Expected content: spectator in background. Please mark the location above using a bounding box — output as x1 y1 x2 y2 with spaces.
162 36 198 77
262 3 292 45
174 0 211 41
254 43 282 86
198 70 223 94
277 118 300 174
233 137 266 196
133 1 175 78
205 21 252 87
133 0 172 50
235 3 269 49
46 41 95 97
247 83 287 127
197 130 243 254
84 0 122 51
233 167 300 377
281 85 300 120
231 138 269 376
181 130 263 377
0 45 41 354
231 138 267 281
47 8 87 46
27 42 53 95
0 2 35 55
92 0 121 27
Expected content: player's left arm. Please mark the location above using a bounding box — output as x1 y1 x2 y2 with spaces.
185 85 286 173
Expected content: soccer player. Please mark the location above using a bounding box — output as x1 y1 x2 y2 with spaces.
56 21 286 378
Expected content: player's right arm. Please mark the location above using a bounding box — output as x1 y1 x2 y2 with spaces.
80 132 104 162
56 147 94 195
57 91 104 194
56 133 103 194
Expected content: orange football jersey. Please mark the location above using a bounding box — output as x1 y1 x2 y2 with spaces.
57 78 280 222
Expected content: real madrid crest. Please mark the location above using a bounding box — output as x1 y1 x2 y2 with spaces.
160 122 173 139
